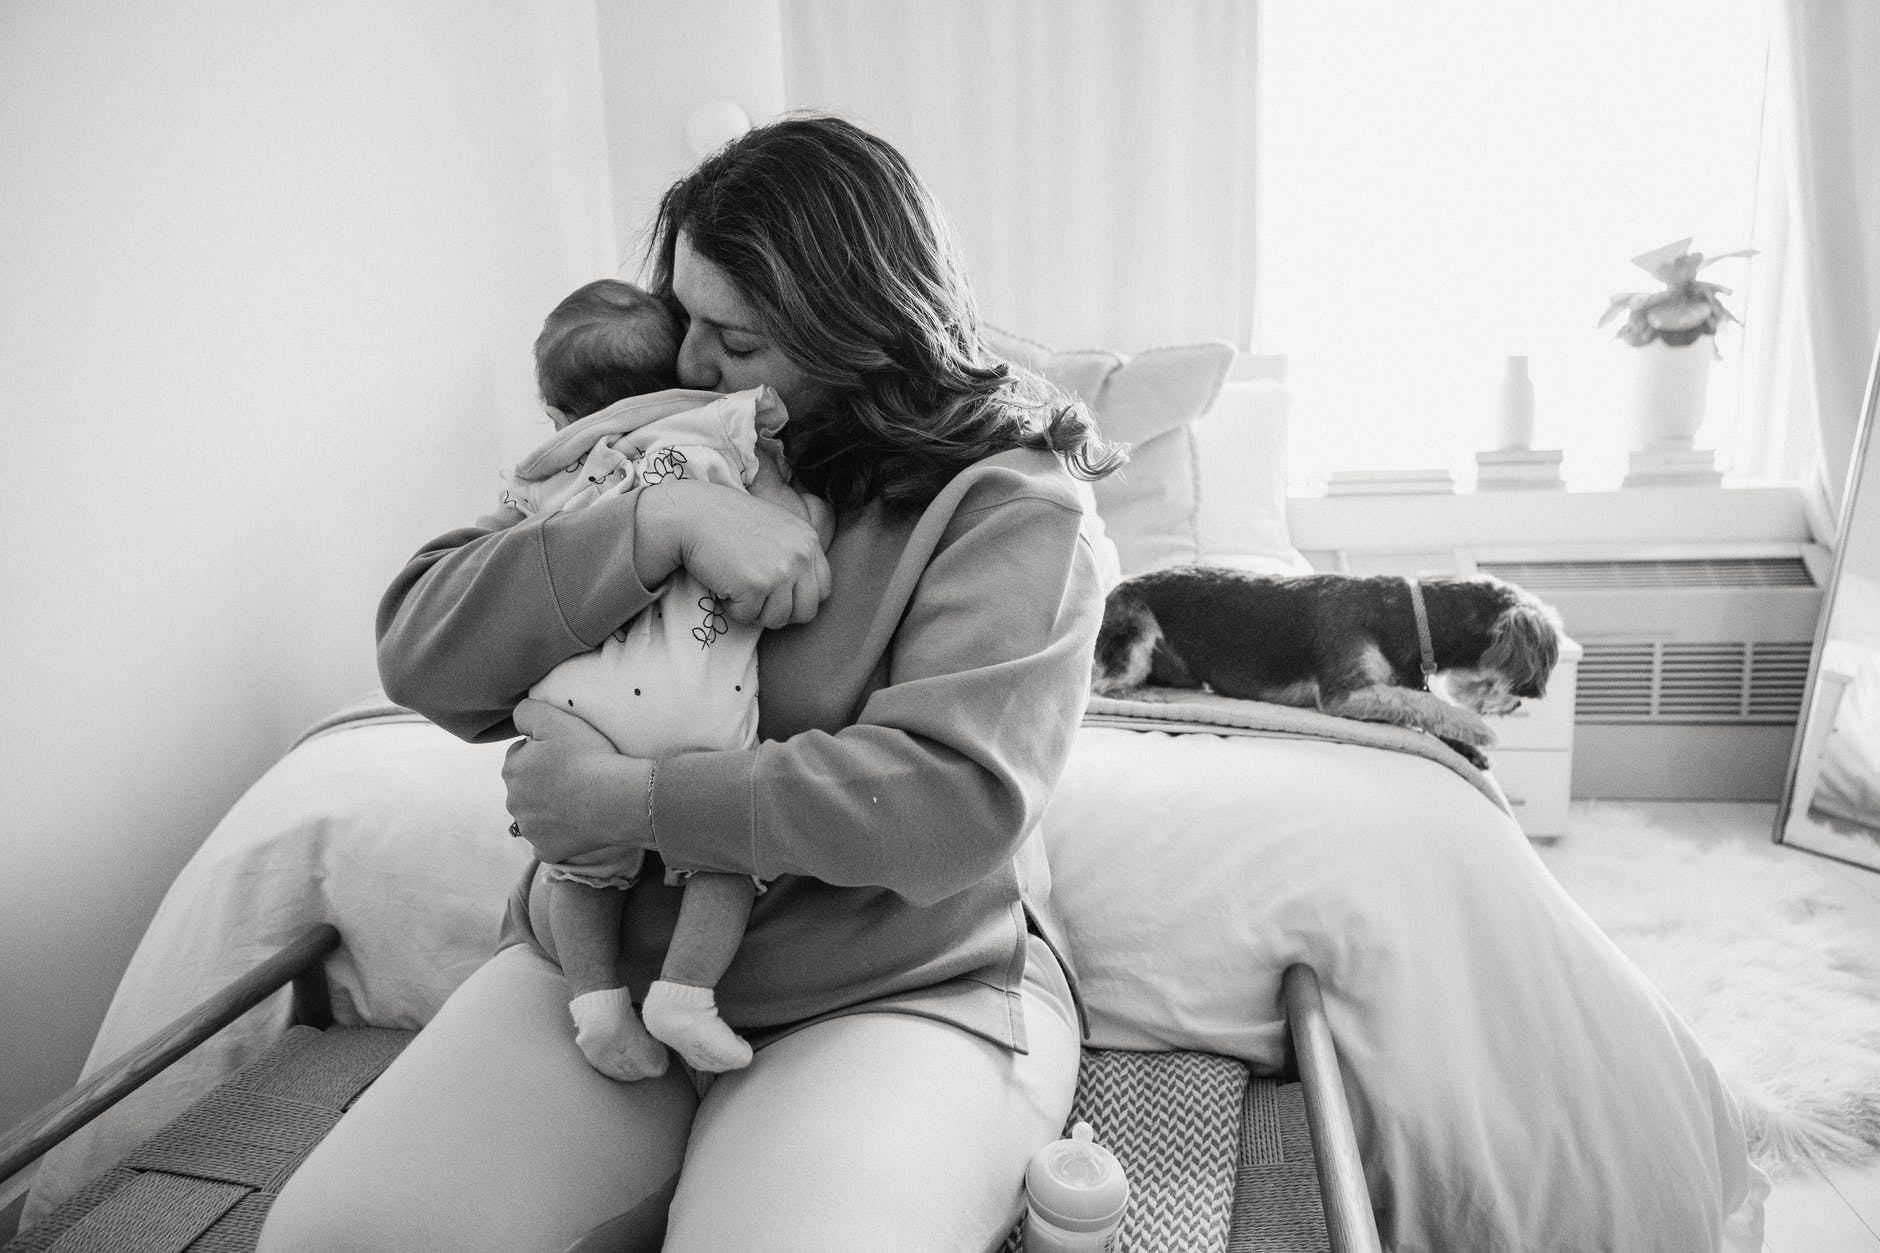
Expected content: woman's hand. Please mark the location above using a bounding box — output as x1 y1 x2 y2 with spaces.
636 480 832 629
504 699 652 870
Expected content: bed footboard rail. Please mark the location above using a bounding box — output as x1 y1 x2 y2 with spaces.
0 923 341 1186
7 936 1383 1253
1283 962 1384 1253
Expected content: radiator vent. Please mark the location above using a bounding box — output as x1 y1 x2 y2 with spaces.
1576 641 1812 723
1479 557 1814 590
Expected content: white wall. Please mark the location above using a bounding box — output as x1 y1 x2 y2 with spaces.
0 0 616 1142
595 0 787 271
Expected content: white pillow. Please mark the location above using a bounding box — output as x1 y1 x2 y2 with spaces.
1072 478 1126 592
985 327 1306 578
1192 376 1312 574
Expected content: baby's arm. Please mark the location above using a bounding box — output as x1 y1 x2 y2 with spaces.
749 450 835 550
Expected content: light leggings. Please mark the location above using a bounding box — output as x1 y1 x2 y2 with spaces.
257 935 1080 1252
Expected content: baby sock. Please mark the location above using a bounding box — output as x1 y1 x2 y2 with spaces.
569 987 669 1082
641 980 753 1073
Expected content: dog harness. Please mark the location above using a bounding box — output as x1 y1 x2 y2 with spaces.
1406 578 1438 690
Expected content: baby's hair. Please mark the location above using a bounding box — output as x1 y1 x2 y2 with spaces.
535 279 683 420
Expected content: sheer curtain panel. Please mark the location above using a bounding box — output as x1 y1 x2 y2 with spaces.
779 1 1258 354
1744 1 1880 517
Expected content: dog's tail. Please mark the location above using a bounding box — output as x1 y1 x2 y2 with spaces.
1091 585 1163 696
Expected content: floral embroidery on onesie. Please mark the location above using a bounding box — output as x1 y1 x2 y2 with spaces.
501 386 790 889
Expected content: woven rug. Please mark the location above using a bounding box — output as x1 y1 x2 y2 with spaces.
1536 804 1880 1174
1001 1049 1329 1253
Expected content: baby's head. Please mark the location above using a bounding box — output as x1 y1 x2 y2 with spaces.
535 279 683 426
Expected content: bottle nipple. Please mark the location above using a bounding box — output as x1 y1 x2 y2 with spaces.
1025 1120 1130 1234
1054 1123 1108 1186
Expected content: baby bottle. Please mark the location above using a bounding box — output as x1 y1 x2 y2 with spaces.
1022 1121 1130 1252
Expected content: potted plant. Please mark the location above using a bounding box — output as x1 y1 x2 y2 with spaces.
1599 237 1755 352
1599 237 1755 466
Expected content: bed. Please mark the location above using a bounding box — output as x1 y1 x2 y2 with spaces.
15 335 1765 1252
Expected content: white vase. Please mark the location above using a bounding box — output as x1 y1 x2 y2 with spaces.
1626 338 1712 452
1494 355 1535 451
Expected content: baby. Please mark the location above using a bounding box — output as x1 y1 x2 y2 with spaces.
500 278 831 1080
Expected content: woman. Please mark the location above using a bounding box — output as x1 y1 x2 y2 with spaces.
260 114 1120 1252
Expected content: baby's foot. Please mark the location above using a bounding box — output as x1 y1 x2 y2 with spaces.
642 980 753 1073
569 987 669 1081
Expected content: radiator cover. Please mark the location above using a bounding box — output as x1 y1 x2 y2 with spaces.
1476 551 1824 800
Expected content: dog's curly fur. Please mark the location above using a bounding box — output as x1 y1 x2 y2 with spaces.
1092 567 1563 766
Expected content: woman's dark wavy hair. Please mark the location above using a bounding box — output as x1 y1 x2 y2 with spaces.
645 112 1125 513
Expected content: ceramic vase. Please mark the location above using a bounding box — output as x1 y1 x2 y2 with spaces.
1495 355 1536 451
1626 338 1712 452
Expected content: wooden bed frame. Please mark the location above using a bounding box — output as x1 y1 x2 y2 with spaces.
1 925 1382 1252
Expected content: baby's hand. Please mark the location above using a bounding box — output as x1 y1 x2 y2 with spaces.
801 493 836 551
750 452 834 550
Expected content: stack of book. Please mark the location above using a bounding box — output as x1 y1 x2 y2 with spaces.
1623 446 1722 488
1325 467 1456 496
1475 448 1564 490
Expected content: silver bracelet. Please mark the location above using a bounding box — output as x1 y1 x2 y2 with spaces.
645 760 658 836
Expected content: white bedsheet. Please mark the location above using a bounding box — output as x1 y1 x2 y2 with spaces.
26 704 1765 1251
1052 727 1765 1252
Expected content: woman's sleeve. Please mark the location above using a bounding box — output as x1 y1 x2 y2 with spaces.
652 488 1103 905
376 489 664 742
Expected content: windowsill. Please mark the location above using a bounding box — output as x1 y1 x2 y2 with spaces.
1285 479 1820 563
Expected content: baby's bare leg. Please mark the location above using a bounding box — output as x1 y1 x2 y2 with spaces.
552 878 628 998
550 878 669 1081
642 873 759 1073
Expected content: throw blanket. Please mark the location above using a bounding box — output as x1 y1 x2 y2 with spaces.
1083 688 1510 814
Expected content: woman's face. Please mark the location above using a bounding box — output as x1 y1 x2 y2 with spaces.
671 232 832 418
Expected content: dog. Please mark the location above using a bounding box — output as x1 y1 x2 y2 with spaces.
1091 567 1563 767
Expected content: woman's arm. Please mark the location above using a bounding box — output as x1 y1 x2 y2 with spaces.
654 480 1103 905
376 490 663 741
378 481 831 742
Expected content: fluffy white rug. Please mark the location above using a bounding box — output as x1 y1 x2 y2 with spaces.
1537 805 1880 1174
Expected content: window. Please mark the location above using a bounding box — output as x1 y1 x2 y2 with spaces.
1255 2 1770 488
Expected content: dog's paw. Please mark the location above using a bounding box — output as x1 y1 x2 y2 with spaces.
1427 704 1495 747
1440 737 1492 770
1120 685 1192 703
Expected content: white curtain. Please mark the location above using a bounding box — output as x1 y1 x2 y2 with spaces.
779 0 1257 353
1741 0 1880 517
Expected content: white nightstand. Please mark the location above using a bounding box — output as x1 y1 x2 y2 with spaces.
1480 633 1580 841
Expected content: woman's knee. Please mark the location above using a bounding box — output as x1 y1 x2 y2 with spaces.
665 941 1081 1251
